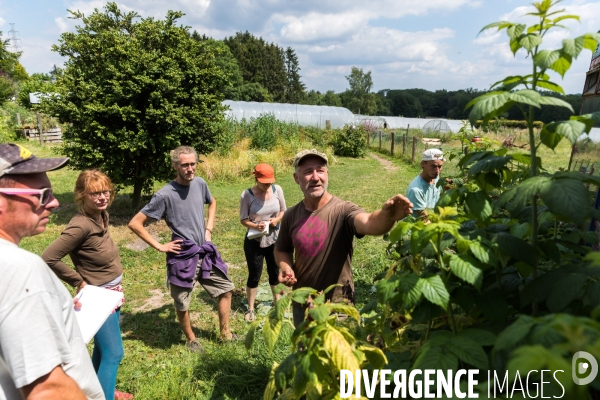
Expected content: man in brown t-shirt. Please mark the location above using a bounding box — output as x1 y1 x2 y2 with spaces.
275 149 413 326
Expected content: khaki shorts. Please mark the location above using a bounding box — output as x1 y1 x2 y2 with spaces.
170 268 234 311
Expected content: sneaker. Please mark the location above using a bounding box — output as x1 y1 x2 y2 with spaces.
188 339 205 353
114 389 134 399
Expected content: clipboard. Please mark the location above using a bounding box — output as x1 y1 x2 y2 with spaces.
74 285 124 343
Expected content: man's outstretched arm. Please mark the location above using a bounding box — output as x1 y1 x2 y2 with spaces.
354 194 413 236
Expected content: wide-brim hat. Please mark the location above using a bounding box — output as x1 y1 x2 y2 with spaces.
0 143 69 178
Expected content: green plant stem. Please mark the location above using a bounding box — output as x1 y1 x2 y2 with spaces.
527 103 540 316
434 236 457 333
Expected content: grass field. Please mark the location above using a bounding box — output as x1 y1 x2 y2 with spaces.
13 133 578 399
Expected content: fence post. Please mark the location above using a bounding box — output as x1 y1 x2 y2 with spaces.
402 134 406 154
36 113 43 145
16 113 21 127
391 132 395 156
412 136 417 163
379 130 382 150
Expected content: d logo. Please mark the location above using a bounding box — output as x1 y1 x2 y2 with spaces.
572 351 598 385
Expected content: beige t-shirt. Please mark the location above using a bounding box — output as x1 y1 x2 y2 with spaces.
275 196 364 304
240 184 286 247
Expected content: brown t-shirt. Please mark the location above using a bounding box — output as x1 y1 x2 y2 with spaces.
275 195 364 303
42 211 123 287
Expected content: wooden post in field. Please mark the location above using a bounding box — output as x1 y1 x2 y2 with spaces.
16 113 21 127
411 136 417 163
36 113 43 145
402 133 406 154
379 130 382 150
391 132 395 156
568 145 577 171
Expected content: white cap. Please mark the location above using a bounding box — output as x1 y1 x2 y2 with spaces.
422 149 444 161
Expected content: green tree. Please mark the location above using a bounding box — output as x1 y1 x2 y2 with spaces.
284 47 305 103
46 3 228 207
342 67 377 114
322 90 342 107
17 73 56 108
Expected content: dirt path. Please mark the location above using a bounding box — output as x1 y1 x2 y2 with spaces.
369 152 398 171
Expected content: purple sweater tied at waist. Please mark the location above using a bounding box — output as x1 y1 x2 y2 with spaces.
166 236 229 288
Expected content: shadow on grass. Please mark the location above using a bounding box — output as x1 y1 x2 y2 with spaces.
121 305 214 350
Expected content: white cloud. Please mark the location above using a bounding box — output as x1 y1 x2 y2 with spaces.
54 17 69 34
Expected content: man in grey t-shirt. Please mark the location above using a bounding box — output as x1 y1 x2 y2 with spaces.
128 146 235 352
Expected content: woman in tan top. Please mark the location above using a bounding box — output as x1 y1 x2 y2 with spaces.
42 170 133 400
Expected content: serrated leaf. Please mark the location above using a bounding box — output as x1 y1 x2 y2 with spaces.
562 37 585 58
244 319 261 350
264 363 279 400
538 96 574 113
507 24 526 40
263 312 283 353
460 329 496 346
468 92 511 126
519 33 542 51
328 304 361 323
389 221 412 244
496 176 549 211
468 155 512 176
549 52 572 78
400 273 423 308
510 153 533 165
309 305 331 323
465 191 493 220
509 89 541 107
534 50 560 69
540 126 563 150
510 222 530 239
447 336 489 369
539 178 591 223
494 316 535 352
479 21 514 34
536 79 565 94
291 287 317 305
359 345 388 369
450 254 483 288
413 344 458 371
495 232 536 266
323 328 360 372
546 273 587 312
420 275 450 310
470 241 490 264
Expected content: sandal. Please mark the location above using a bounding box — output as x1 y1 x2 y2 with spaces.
244 309 255 322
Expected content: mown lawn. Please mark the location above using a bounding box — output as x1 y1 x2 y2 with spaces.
16 136 574 399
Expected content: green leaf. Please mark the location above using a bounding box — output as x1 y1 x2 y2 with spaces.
376 275 400 303
562 37 584 58
495 232 536 265
309 305 331 323
494 316 534 352
549 52 572 78
582 33 600 50
328 304 361 323
291 288 317 305
510 222 530 239
507 24 526 40
536 79 565 94
539 178 591 223
507 345 552 376
510 153 533 165
538 96 574 113
465 191 493 220
323 328 360 372
389 221 412 244
540 126 563 150
508 89 541 107
470 241 490 264
450 254 483 288
263 312 283 353
468 155 512 176
538 240 561 264
400 273 423 308
546 273 587 312
496 176 549 211
479 21 514 34
468 92 512 126
534 50 560 69
447 336 489 369
359 345 388 369
413 343 458 371
519 33 542 51
244 319 261 350
460 329 496 346
420 275 450 310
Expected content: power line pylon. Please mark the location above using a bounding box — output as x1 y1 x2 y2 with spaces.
8 23 22 53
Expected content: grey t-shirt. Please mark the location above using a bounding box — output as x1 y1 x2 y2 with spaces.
141 178 213 245
240 184 287 247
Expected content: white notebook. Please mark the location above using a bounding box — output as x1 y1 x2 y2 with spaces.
247 224 269 240
74 285 124 343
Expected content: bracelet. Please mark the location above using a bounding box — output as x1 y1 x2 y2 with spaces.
206 228 213 233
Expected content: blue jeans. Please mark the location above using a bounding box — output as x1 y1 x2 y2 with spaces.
92 308 124 398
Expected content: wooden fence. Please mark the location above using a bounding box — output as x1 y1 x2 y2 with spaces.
17 127 62 143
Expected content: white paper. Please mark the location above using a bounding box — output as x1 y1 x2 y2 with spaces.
247 224 269 240
74 285 124 343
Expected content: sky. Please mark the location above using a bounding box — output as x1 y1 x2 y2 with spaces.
2 0 600 95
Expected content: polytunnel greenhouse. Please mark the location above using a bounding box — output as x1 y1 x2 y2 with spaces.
222 100 354 129
354 115 466 133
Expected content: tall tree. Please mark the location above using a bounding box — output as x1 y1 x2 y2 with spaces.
284 47 305 103
342 67 377 115
46 3 228 206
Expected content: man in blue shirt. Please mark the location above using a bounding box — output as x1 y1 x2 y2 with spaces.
406 148 444 219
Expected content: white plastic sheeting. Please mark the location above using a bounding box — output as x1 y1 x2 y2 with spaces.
355 115 467 133
222 100 354 129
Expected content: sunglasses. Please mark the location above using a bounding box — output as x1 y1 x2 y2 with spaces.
0 187 54 206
